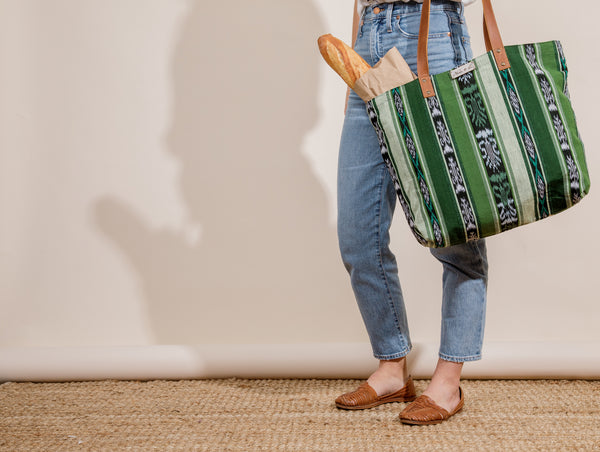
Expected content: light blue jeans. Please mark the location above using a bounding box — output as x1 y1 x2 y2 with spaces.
338 1 488 363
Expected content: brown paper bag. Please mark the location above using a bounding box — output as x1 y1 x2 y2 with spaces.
353 47 416 102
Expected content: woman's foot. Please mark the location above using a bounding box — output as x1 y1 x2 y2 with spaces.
335 356 416 410
366 357 409 396
399 387 464 425
420 358 463 412
399 358 464 424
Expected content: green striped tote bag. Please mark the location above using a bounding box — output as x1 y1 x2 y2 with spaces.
367 0 590 247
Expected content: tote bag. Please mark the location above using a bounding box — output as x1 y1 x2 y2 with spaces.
367 0 590 247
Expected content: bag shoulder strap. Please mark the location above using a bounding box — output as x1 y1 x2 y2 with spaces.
417 0 511 98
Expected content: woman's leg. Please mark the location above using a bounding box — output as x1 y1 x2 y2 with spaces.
405 1 488 413
424 240 488 411
338 1 488 406
337 6 413 395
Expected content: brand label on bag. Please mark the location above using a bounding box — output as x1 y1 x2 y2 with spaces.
450 62 475 79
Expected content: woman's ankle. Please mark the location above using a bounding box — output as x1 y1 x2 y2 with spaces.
423 359 463 407
366 356 409 395
430 358 462 384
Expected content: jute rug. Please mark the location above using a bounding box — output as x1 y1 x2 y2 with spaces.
1 379 599 451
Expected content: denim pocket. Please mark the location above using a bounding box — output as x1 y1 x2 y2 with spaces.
396 11 451 39
461 36 473 61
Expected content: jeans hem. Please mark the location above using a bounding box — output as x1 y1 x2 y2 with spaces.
438 352 481 363
373 346 412 361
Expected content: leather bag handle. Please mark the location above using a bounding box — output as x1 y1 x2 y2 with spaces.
417 0 510 98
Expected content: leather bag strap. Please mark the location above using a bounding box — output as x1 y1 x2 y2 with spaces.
417 0 510 98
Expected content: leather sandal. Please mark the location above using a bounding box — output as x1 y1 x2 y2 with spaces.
399 387 464 425
335 377 416 410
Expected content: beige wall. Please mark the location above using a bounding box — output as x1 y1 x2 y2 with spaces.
1 0 598 378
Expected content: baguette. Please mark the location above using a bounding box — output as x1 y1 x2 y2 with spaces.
318 34 371 88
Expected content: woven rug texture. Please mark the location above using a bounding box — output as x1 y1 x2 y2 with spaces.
1 379 599 451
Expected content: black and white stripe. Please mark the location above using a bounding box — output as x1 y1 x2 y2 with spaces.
426 95 479 241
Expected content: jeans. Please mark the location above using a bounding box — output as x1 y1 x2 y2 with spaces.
337 1 489 362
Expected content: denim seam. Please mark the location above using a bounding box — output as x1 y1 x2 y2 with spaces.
439 352 482 363
373 18 389 61
369 22 377 65
374 349 411 361
374 165 407 351
446 11 463 68
475 242 488 354
477 305 486 357
451 10 472 64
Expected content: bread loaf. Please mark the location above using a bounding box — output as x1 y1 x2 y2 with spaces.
318 34 371 88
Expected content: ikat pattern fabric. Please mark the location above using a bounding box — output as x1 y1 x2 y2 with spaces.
368 40 590 247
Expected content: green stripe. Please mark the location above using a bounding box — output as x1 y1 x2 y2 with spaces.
507 44 569 213
436 64 501 237
398 84 447 244
374 92 433 241
534 42 580 202
438 82 482 239
431 77 479 240
435 77 480 237
539 41 590 196
401 82 466 244
476 54 538 226
440 70 501 237
500 68 551 218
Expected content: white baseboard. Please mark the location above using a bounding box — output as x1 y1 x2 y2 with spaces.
1 342 598 382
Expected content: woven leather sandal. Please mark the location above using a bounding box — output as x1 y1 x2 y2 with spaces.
335 377 417 410
399 387 464 425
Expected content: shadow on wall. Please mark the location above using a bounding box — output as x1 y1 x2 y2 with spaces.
93 1 359 344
